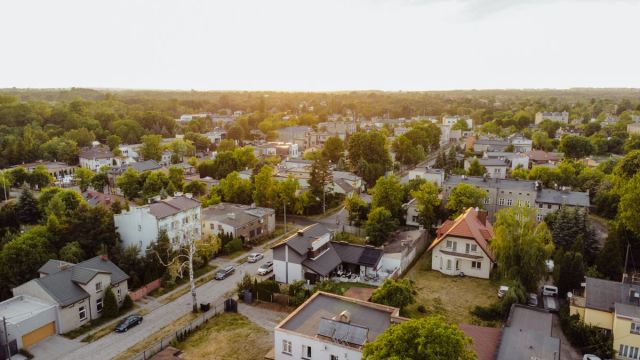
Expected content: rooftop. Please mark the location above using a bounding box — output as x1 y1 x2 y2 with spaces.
148 196 201 219
459 324 501 360
201 202 274 229
429 207 494 261
497 305 559 360
536 188 590 207
583 277 640 315
444 175 537 192
79 145 114 159
0 295 56 325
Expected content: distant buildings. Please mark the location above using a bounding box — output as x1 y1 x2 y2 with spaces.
276 126 311 150
535 111 569 125
442 115 473 129
79 145 116 171
114 195 201 251
464 158 509 179
526 150 563 166
473 137 510 153
407 166 445 187
201 203 275 242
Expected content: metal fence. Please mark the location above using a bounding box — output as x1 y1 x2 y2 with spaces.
129 299 228 360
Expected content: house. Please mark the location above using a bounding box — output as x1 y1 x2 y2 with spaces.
379 229 429 276
160 150 173 167
114 195 201 251
427 208 494 279
317 121 357 140
535 111 569 125
496 305 560 360
204 128 227 145
0 295 57 352
10 256 129 341
443 115 472 129
107 160 162 189
79 145 116 171
12 161 77 180
459 324 501 360
483 152 529 170
407 166 445 186
277 126 311 150
332 171 364 194
272 224 386 285
473 137 510 153
464 158 509 179
570 276 640 357
272 291 405 360
509 135 533 153
201 203 275 243
393 127 410 137
526 150 563 166
82 191 127 208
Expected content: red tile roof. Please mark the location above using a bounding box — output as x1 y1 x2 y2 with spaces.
428 208 495 261
459 323 502 360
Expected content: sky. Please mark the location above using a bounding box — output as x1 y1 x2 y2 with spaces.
1 0 639 91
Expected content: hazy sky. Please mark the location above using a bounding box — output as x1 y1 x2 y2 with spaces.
1 0 639 91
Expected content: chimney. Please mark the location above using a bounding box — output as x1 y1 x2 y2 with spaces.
100 254 108 262
477 210 488 226
297 230 304 237
336 310 351 323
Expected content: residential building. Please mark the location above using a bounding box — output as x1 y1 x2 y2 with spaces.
483 152 529 170
118 144 141 162
464 158 509 179
114 195 201 251
201 203 275 242
379 229 429 276
277 126 311 149
107 160 162 189
204 128 227 145
407 166 445 187
496 305 560 360
570 276 640 359
177 113 210 123
459 324 501 360
526 150 563 166
443 115 472 129
79 145 116 171
535 111 569 125
629 123 640 136
428 208 494 279
441 175 590 222
12 161 77 179
272 224 385 285
82 191 127 208
11 256 129 338
317 121 357 140
0 295 57 352
272 291 405 360
509 135 533 153
473 137 510 153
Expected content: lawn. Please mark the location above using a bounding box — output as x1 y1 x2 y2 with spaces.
177 312 272 360
403 253 501 325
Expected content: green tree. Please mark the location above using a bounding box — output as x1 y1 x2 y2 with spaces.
532 130 554 151
555 251 585 297
219 171 253 204
309 157 332 212
140 134 163 161
411 181 440 230
466 158 486 176
392 135 425 167
28 165 53 189
116 167 142 200
0 226 54 290
64 127 95 147
321 136 344 163
90 172 109 192
546 206 598 263
183 180 207 197
345 193 369 227
596 232 624 281
67 204 117 257
106 134 122 151
452 118 470 131
168 166 185 190
167 139 196 161
362 316 476 360
364 207 397 246
370 279 415 310
74 167 95 192
59 241 86 263
253 165 275 207
142 171 170 199
370 175 404 220
16 187 41 224
490 207 555 291
559 135 593 159
347 131 391 186
614 150 640 179
618 172 640 235
445 183 487 217
102 287 119 318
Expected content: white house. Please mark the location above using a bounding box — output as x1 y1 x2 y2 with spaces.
78 145 116 171
509 136 533 153
443 115 473 129
201 203 276 243
273 291 405 360
464 157 509 179
407 167 445 187
114 195 201 251
428 208 495 279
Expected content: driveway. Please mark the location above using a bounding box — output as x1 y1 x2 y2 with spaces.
62 250 274 360
30 335 83 360
551 313 581 360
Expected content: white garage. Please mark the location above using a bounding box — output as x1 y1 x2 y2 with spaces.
0 295 57 350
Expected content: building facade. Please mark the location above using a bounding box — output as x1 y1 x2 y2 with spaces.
201 203 276 243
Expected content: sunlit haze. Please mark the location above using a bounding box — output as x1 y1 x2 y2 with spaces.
1 0 639 90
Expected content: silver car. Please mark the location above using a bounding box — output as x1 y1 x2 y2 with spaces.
247 253 264 263
257 261 273 276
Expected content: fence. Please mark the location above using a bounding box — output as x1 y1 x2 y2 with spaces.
129 299 227 360
129 278 162 301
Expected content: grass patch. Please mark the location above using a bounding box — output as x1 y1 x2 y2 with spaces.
335 282 377 294
403 253 501 325
114 312 198 360
177 312 272 360
333 231 366 245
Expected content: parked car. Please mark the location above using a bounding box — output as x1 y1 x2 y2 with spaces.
527 293 539 307
215 265 236 280
583 355 601 360
498 285 509 298
543 295 559 312
247 253 264 263
257 261 274 276
115 314 143 332
542 285 559 297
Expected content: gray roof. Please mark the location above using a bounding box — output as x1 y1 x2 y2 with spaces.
334 178 354 193
331 242 383 267
149 196 200 219
274 223 332 256
32 256 129 307
497 305 560 360
475 158 509 167
475 138 509 146
79 146 114 159
278 292 399 346
38 259 74 275
201 203 274 229
584 277 640 314
444 175 537 192
536 189 590 207
130 160 162 172
302 246 343 276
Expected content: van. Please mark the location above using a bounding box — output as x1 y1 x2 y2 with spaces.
542 285 558 297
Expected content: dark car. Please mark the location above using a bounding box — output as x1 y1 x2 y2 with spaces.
215 265 235 280
115 314 143 332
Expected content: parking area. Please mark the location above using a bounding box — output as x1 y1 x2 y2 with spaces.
29 335 83 360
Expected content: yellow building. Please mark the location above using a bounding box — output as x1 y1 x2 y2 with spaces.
570 277 640 359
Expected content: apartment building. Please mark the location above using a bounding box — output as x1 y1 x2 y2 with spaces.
535 111 569 125
201 202 275 243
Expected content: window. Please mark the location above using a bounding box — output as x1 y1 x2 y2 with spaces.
412 215 419 222
484 198 490 205
525 201 530 207
79 306 87 321
446 259 452 270
95 282 102 292
538 203 543 208
282 340 292 355
506 199 513 206
536 214 543 222
117 288 122 301
632 323 640 335
498 198 505 206
472 261 482 269
138 224 142 231
466 244 477 253
330 356 339 360
619 344 640 359
96 298 103 313
210 223 215 230
547 204 552 209
302 345 312 359
446 240 452 249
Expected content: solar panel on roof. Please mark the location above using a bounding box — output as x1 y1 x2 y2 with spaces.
358 248 381 267
317 318 369 346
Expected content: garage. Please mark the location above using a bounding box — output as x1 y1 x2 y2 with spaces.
22 322 55 348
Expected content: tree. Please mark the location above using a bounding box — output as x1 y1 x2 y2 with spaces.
559 135 593 159
452 118 470 131
347 131 391 186
91 172 109 192
142 171 170 199
140 134 163 161
321 136 344 163
16 187 41 224
614 150 640 179
28 165 53 189
392 135 425 167
183 180 207 197
364 207 397 246
219 171 253 204
167 139 196 162
226 124 244 141
64 127 95 147
253 165 275 207
106 134 122 151
309 157 332 213
466 158 486 176
345 193 369 227
116 167 142 200
102 286 119 318
74 167 95 192
596 232 624 281
490 207 554 291
532 130 554 151
445 183 487 217
59 241 85 263
555 251 585 297
362 316 476 360
66 204 117 257
618 172 640 236
546 206 598 263
0 226 54 290
168 166 185 190
370 175 404 220
370 279 415 310
411 181 441 230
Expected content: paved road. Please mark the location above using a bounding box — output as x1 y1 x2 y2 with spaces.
61 250 275 360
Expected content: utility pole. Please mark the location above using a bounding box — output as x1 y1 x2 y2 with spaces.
283 200 287 233
3 316 11 360
624 242 631 282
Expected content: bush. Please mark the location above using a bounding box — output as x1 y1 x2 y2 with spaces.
417 304 427 313
559 306 613 358
471 283 526 322
223 237 243 254
313 280 345 295
255 279 281 301
102 287 119 318
121 294 133 310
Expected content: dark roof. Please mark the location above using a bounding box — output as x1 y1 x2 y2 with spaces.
201 203 274 229
38 259 74 275
497 305 559 360
536 188 590 207
79 146 113 159
302 246 343 276
149 196 200 219
334 178 354 193
584 277 640 314
273 223 332 256
130 160 162 172
331 242 383 267
31 256 129 306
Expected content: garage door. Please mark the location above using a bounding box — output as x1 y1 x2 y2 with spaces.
22 322 55 348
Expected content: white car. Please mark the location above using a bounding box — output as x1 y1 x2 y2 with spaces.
542 285 558 297
247 253 264 263
498 285 509 298
257 261 273 276
583 355 601 360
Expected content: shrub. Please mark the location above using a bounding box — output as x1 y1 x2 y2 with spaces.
313 280 345 295
102 287 119 318
223 237 243 254
121 294 133 310
417 304 427 313
559 306 613 358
